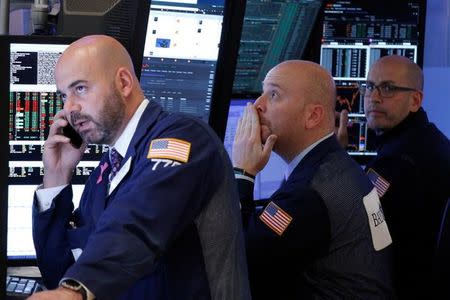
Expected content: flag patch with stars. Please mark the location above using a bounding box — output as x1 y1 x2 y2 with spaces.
147 138 191 163
367 168 390 198
259 201 293 236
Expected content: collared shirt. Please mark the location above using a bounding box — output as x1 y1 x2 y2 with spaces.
36 99 150 212
110 99 149 159
284 132 334 181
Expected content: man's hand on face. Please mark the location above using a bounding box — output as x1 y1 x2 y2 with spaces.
335 109 349 148
232 103 277 176
42 110 86 188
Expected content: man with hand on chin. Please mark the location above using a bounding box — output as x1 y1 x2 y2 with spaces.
232 60 394 299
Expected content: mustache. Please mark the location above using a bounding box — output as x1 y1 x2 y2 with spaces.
70 111 94 125
365 105 385 114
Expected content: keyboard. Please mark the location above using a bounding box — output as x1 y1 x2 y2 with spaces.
6 275 42 298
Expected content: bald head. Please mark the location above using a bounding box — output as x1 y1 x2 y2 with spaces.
57 35 136 80
370 55 423 90
273 60 336 111
55 34 144 107
269 60 336 129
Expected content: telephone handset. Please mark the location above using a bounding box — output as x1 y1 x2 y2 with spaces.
62 123 83 149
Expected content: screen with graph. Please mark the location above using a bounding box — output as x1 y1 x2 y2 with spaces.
138 0 245 140
0 36 108 263
319 0 426 158
140 0 226 122
232 0 323 94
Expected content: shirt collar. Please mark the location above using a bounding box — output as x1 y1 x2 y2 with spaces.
284 132 334 181
111 99 149 157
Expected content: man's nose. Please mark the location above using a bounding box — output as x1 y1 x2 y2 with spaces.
63 97 81 114
367 88 382 103
254 95 265 113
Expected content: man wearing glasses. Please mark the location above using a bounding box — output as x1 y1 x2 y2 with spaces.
339 55 450 299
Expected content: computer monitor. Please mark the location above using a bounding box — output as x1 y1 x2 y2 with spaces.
223 97 286 202
0 35 107 267
318 0 427 161
139 0 245 139
232 0 324 94
56 0 151 76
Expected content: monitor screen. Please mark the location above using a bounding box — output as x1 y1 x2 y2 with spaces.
56 0 151 77
223 98 286 201
319 0 426 160
0 36 107 264
140 0 228 122
232 0 324 94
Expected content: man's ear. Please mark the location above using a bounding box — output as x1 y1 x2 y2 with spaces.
410 90 423 113
115 67 133 97
305 104 324 129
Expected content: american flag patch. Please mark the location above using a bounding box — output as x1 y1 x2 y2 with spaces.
367 168 390 198
147 138 191 163
259 201 292 236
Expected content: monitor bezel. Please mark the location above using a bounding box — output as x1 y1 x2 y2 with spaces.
208 0 247 141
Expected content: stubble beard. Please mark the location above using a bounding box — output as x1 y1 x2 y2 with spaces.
75 87 126 145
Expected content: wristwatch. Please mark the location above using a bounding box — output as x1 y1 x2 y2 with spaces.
60 279 89 300
233 167 255 178
233 167 256 182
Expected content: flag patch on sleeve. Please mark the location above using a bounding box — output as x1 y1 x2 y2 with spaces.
147 138 191 163
367 168 390 198
259 201 292 236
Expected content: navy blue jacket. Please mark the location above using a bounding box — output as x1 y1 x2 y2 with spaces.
239 135 394 299
33 100 251 300
366 108 450 299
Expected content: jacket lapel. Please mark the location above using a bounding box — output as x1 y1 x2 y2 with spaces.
104 100 163 201
123 100 162 163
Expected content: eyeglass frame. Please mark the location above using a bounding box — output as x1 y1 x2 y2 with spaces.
358 81 419 98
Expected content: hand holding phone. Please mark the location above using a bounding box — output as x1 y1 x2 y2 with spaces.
63 123 83 149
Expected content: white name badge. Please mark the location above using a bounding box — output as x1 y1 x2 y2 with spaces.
363 187 393 251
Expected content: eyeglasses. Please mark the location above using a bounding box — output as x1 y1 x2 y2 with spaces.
359 82 418 98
